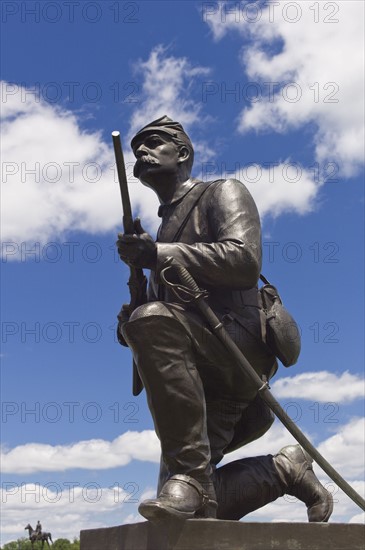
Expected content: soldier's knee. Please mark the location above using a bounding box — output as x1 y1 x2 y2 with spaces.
129 301 171 322
122 302 184 350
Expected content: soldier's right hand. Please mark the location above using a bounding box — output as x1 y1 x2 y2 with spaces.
117 303 130 323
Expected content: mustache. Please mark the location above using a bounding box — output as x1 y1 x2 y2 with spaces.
135 155 160 166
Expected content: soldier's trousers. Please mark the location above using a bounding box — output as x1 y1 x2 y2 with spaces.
122 301 283 515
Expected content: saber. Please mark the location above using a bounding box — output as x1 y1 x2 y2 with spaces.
160 258 365 512
112 131 146 396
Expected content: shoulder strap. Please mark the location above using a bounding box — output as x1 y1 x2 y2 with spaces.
171 181 271 281
171 179 222 242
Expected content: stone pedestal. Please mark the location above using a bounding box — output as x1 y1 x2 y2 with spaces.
80 520 365 550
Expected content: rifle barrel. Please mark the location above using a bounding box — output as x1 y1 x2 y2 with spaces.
112 130 146 396
112 131 133 233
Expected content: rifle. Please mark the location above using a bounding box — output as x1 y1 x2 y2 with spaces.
112 131 147 396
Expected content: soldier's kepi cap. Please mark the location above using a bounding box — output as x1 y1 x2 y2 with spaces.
130 115 193 151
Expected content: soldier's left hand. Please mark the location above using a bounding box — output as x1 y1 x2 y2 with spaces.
116 218 157 269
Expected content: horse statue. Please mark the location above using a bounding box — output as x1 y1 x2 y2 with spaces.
24 524 53 548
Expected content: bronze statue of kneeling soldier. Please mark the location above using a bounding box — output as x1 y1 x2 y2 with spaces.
115 116 333 523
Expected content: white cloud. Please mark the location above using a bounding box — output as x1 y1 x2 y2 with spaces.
272 370 365 403
1 42 330 255
205 1 365 178
1 81 122 245
223 416 365 483
2 419 364 536
1 47 212 254
246 492 310 523
225 161 318 217
1 430 160 474
350 512 365 524
2 38 342 252
128 45 210 139
6 414 359 482
317 417 365 479
124 45 214 223
0 481 150 546
221 421 299 465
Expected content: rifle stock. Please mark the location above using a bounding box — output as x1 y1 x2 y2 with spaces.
112 131 146 395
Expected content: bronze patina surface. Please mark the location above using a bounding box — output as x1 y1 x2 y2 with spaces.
115 116 332 523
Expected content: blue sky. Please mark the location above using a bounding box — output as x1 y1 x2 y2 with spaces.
1 0 364 544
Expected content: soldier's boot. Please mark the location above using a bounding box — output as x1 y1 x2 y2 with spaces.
139 474 217 522
273 445 333 522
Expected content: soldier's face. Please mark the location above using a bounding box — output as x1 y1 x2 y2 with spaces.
132 132 181 182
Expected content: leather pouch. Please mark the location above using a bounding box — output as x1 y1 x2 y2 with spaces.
258 275 301 367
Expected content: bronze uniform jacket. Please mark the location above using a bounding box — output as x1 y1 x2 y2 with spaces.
147 177 275 452
148 177 262 314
